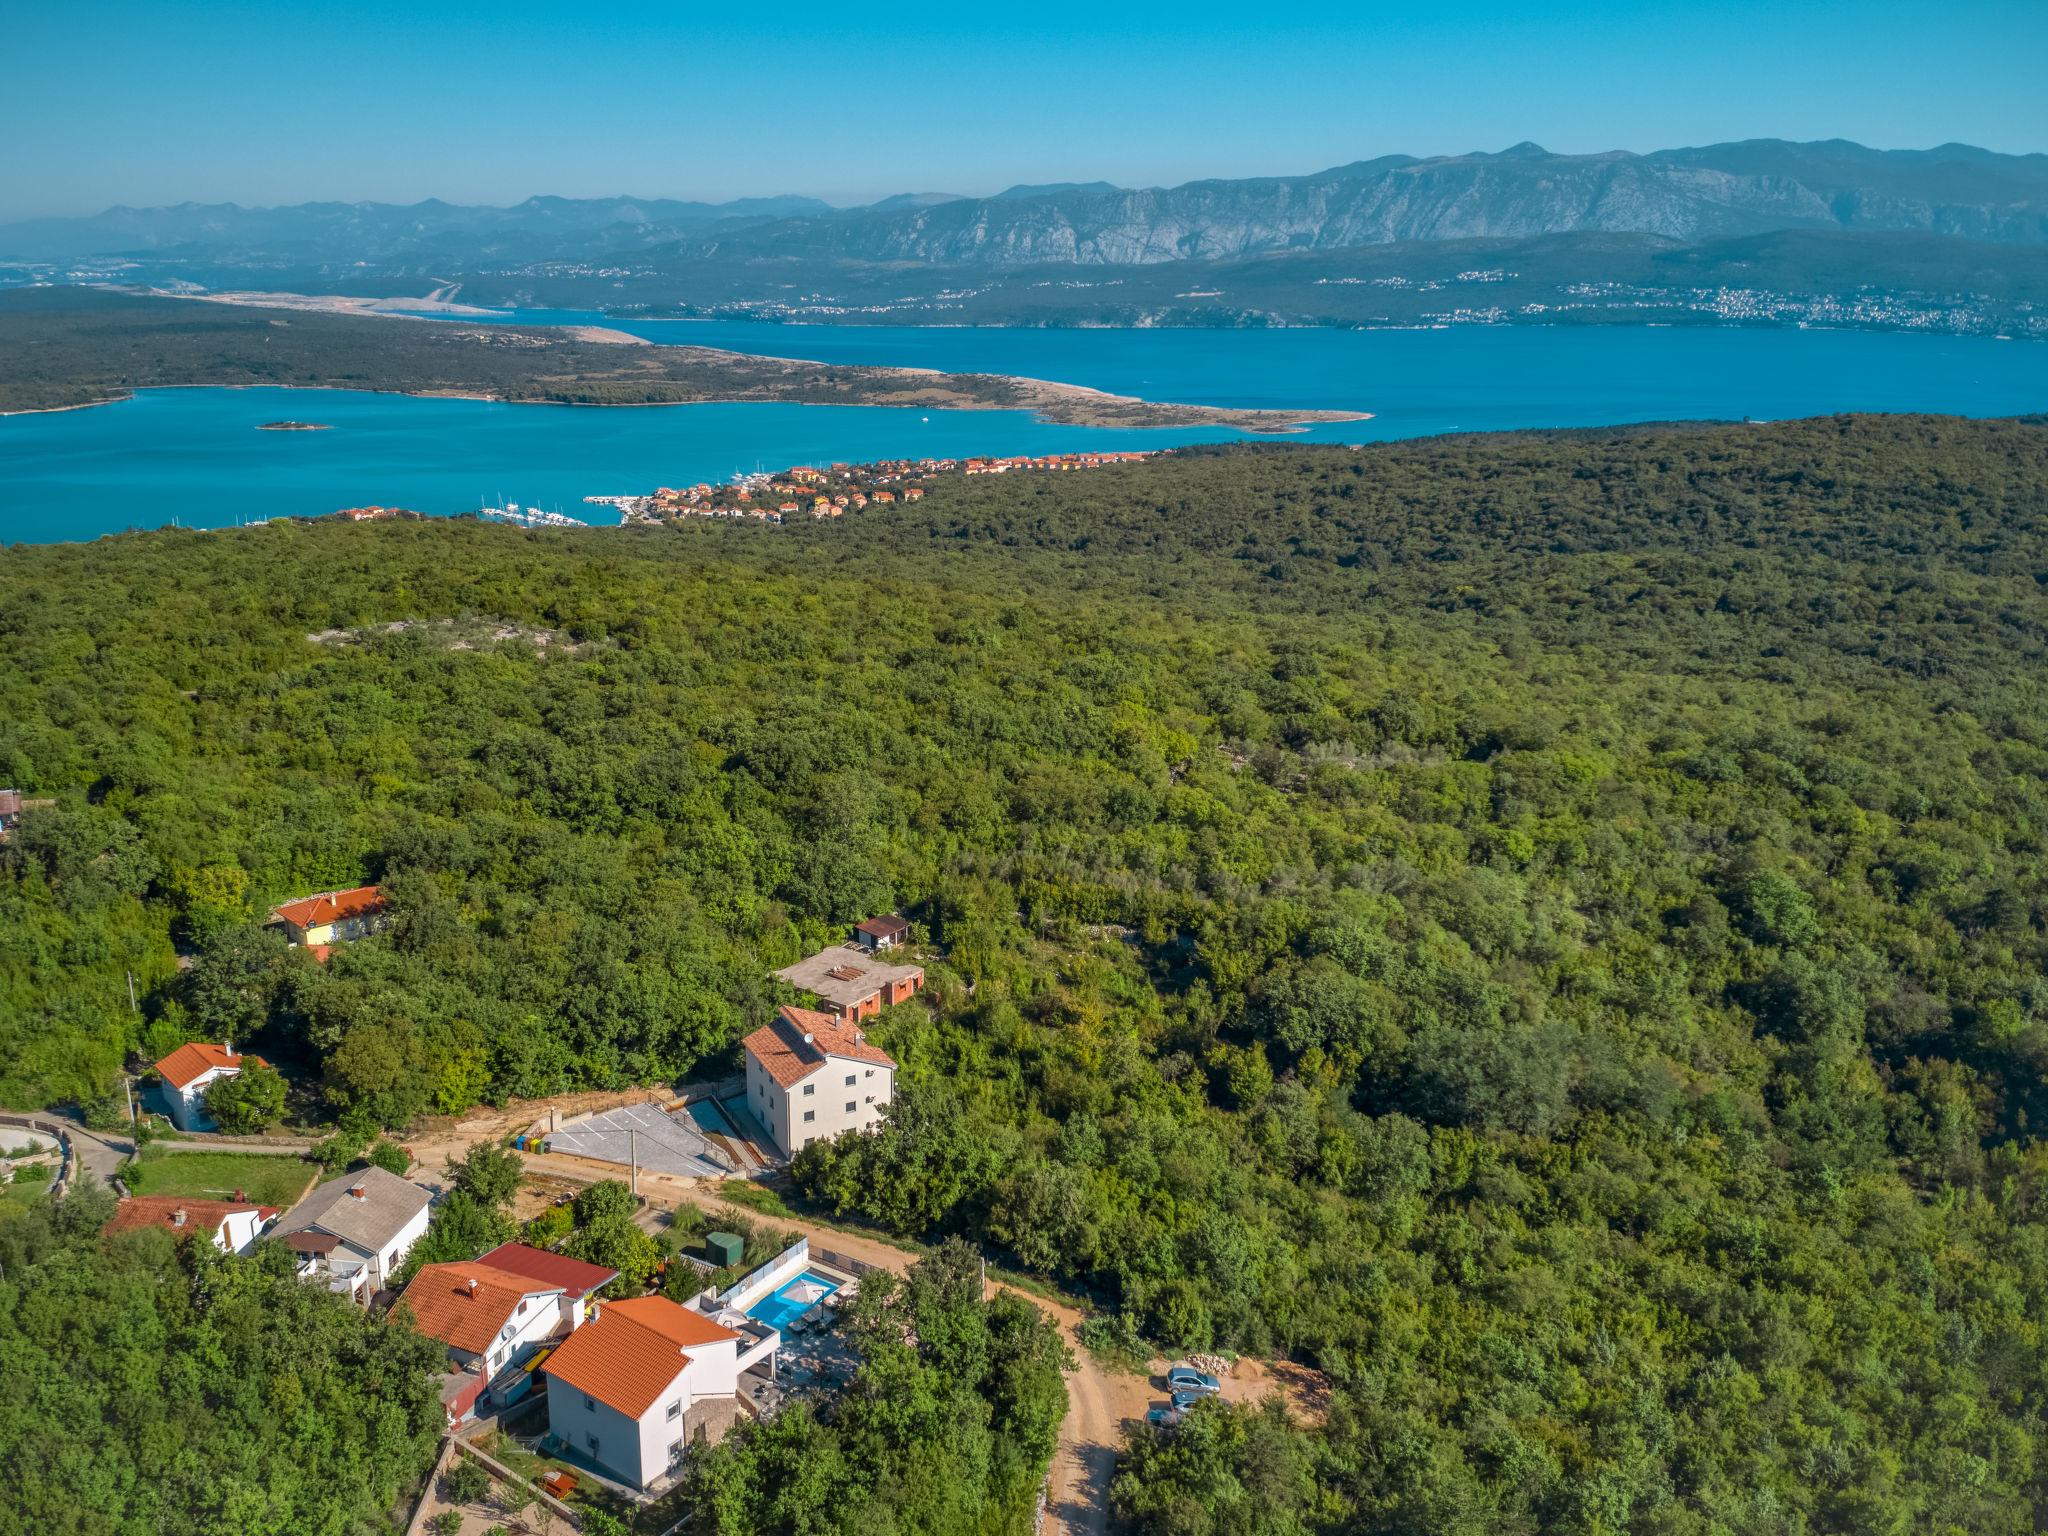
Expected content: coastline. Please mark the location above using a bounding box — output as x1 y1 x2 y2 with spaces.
0 374 1369 434
97 287 1365 431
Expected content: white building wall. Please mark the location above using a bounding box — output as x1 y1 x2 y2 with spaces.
747 1050 893 1156
481 1290 565 1376
549 1381 650 1486
167 1065 234 1132
376 1204 432 1287
631 1340 738 1482
782 1056 893 1153
745 1051 794 1156
219 1208 269 1254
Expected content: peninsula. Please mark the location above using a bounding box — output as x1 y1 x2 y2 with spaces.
0 288 1367 431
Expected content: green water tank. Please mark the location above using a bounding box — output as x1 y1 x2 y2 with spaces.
706 1231 744 1268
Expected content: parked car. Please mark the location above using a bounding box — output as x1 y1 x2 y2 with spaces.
1170 1390 1209 1412
1167 1366 1222 1396
1146 1406 1183 1428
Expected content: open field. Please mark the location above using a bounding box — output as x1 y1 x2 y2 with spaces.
129 1148 318 1207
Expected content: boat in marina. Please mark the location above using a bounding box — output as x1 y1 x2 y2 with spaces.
476 500 588 528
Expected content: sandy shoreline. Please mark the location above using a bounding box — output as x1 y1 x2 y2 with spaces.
2 378 1368 434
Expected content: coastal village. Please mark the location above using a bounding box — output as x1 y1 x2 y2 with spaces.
601 449 1156 527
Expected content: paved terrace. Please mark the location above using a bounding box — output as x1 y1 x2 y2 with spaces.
546 1102 734 1179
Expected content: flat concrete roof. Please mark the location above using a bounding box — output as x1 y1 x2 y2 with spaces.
774 945 922 1008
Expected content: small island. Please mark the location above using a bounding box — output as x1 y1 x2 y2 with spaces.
257 419 332 431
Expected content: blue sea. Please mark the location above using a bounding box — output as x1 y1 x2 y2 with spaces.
2 316 2044 545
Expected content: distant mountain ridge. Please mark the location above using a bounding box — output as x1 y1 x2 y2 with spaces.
691 140 2048 267
4 140 2043 269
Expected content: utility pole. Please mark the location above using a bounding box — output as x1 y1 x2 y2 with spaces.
630 1128 639 1198
121 1073 134 1126
126 970 138 1013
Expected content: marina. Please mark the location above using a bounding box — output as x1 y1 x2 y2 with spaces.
477 500 588 528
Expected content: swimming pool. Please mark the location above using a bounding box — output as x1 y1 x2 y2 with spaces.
747 1270 841 1334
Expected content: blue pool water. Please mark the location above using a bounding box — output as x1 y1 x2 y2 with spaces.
3 320 2044 544
746 1271 841 1334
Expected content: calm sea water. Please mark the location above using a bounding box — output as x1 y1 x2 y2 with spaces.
3 319 2044 545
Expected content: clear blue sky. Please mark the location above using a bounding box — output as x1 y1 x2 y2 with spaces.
4 0 2042 218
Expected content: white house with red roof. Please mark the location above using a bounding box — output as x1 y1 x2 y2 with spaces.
396 1243 618 1423
542 1294 771 1488
475 1241 617 1329
104 1195 278 1254
269 884 389 959
741 1004 896 1156
152 1041 266 1131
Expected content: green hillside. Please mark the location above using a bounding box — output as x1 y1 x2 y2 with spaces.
5 415 2048 1531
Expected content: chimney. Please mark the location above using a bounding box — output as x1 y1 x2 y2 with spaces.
348 1184 366 1199
467 1277 478 1296
171 1208 187 1227
222 1042 233 1056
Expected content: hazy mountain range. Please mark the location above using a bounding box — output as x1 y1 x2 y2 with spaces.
5 140 2043 267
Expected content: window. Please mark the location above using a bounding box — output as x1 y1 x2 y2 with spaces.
667 1401 682 1421
517 1300 527 1315
845 1074 856 1086
584 1395 597 1412
803 1110 815 1123
586 1433 600 1453
802 1083 814 1096
845 1102 856 1113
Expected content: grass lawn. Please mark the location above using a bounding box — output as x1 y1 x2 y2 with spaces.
130 1148 317 1208
0 1178 51 1223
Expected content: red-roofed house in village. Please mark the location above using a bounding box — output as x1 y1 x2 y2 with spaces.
104 1195 278 1253
397 1244 619 1423
152 1041 267 1131
269 884 389 956
543 1294 771 1488
741 1004 896 1156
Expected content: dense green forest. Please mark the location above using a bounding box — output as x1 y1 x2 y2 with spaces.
6 414 2048 1530
0 1182 445 1534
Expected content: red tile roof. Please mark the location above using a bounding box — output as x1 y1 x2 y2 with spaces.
104 1195 272 1240
399 1261 559 1355
271 885 386 930
153 1041 265 1091
477 1243 617 1301
542 1295 739 1419
742 1004 896 1090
